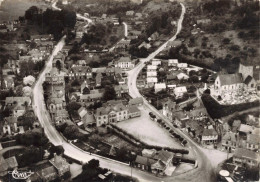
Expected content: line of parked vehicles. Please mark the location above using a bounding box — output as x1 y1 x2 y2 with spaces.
149 112 187 147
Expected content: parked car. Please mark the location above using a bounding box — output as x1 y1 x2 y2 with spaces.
181 140 187 146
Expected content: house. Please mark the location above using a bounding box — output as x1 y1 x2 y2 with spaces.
49 153 70 176
152 59 161 66
201 128 218 145
214 73 244 95
78 107 95 126
147 65 157 72
148 32 159 41
126 11 135 16
94 102 128 126
246 134 259 151
105 67 122 76
134 155 156 172
196 19 211 24
5 97 31 117
177 63 188 69
151 150 174 176
147 71 157 77
2 116 19 135
68 65 92 80
154 83 166 93
81 80 91 94
177 73 189 80
239 63 260 90
174 86 187 98
47 97 66 116
238 124 254 134
135 13 142 19
28 49 46 62
45 68 66 86
244 75 257 91
80 89 104 106
30 34 54 42
233 148 259 167
147 77 158 86
114 39 131 52
95 73 102 87
232 120 241 132
0 156 18 176
128 106 141 118
222 132 239 151
138 42 151 49
168 59 178 67
52 52 65 69
114 57 135 70
2 75 15 90
115 84 129 97
38 166 57 181
129 97 143 106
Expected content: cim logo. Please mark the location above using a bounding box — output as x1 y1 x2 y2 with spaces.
8 169 34 180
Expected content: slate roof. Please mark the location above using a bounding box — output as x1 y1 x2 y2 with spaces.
129 97 143 105
222 132 237 142
234 148 259 160
218 73 243 86
202 129 218 136
135 155 156 166
0 156 18 173
153 150 173 164
96 103 127 116
128 106 140 113
247 134 260 145
117 57 131 63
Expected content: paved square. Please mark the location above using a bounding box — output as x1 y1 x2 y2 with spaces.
116 106 183 149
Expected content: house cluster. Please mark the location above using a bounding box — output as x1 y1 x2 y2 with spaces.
163 97 218 145
141 58 203 98
94 98 142 127
0 96 32 136
25 153 70 182
0 20 19 33
221 114 259 168
211 63 260 104
45 51 70 125
134 149 176 176
77 97 143 128
0 34 54 91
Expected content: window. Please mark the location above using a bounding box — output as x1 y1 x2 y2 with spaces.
98 117 101 120
251 84 254 88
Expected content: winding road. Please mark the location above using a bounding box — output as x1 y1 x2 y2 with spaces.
127 3 216 182
32 2 216 182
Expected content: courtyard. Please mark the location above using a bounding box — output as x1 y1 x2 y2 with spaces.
116 105 184 149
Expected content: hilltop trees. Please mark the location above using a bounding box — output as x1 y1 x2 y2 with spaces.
24 7 76 40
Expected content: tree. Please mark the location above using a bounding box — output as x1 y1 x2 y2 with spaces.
49 145 64 156
189 75 199 83
56 60 62 71
103 86 116 101
16 146 44 167
25 6 39 21
63 125 79 140
222 38 231 44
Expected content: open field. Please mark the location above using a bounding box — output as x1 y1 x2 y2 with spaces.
0 0 48 22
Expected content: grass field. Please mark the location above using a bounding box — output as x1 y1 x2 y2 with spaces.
0 0 48 22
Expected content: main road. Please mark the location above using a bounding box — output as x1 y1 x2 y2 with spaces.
127 3 216 182
32 2 215 182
